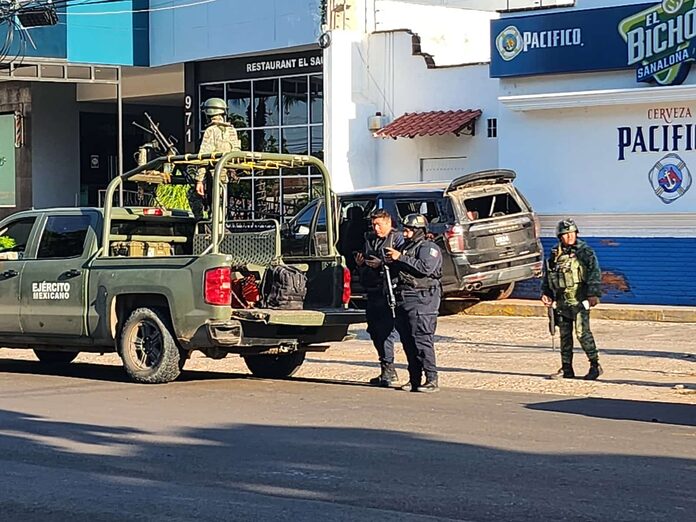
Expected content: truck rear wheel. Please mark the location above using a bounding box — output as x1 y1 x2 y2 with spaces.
243 352 306 379
119 307 181 384
33 350 79 364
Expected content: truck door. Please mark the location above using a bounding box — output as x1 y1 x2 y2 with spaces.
0 215 38 334
20 213 97 337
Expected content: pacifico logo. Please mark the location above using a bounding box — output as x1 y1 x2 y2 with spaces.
619 0 696 85
495 24 582 61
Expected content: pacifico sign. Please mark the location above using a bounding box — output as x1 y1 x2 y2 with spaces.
490 1 696 85
620 0 696 85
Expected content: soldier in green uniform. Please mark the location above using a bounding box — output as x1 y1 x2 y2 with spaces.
541 218 603 380
189 97 241 219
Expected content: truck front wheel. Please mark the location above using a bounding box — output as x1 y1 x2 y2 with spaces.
243 352 306 379
34 350 79 364
119 307 181 384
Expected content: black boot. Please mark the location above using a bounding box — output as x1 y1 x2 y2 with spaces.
551 363 575 379
369 363 398 387
417 377 439 393
584 361 603 380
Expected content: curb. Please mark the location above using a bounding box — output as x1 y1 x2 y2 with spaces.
461 299 696 323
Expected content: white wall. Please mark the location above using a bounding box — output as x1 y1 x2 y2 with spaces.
499 99 696 214
31 83 80 208
325 29 500 192
374 1 498 65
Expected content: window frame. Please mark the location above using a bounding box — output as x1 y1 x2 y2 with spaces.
35 214 96 261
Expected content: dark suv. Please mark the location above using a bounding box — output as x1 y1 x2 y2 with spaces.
282 169 543 300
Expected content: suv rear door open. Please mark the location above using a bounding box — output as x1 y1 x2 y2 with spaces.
445 170 542 287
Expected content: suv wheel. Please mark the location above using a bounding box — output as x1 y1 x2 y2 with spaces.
477 282 515 301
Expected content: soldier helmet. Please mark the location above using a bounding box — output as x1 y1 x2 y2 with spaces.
202 97 228 117
402 213 428 230
556 218 579 236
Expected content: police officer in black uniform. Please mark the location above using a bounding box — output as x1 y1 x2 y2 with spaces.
385 213 442 393
355 209 405 387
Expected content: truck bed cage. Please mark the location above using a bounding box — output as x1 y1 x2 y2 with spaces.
101 151 337 259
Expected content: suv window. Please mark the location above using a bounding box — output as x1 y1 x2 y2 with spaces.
37 215 92 259
0 217 36 257
395 199 441 224
460 192 522 220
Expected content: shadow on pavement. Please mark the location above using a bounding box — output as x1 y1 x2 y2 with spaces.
0 410 692 521
526 397 696 427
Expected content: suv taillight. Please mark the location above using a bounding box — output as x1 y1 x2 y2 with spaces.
204 267 232 305
342 267 351 305
444 225 465 253
532 212 541 238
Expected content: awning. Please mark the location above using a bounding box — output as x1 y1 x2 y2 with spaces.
374 109 482 139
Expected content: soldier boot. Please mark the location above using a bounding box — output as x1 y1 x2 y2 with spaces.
369 363 398 387
550 363 575 380
583 361 603 381
417 377 439 393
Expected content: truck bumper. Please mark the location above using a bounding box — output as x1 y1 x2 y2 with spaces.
196 308 366 350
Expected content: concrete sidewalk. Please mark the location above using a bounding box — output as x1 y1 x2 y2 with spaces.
462 299 696 323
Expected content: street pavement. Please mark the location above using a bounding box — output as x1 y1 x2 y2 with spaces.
0 314 694 520
0 351 694 520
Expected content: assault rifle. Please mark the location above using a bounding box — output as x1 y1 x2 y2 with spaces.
132 112 179 158
547 302 557 351
382 254 396 318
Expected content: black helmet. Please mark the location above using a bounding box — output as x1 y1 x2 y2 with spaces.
202 97 227 117
402 213 428 229
556 218 579 236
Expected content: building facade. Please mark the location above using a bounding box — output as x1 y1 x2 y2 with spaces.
492 0 696 305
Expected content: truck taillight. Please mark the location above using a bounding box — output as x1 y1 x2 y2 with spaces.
143 208 164 216
342 267 351 305
204 267 232 306
444 225 465 253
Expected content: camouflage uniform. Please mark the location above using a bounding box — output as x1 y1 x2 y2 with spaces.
188 103 241 219
542 237 602 369
195 122 241 184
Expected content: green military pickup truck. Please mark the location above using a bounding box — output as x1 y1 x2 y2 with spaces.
0 152 363 383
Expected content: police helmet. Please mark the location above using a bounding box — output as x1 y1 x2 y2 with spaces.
402 213 428 230
556 218 579 237
202 97 228 117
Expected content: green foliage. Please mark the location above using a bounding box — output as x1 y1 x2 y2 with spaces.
155 184 191 211
0 235 16 251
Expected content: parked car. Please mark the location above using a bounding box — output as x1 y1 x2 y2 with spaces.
282 169 544 300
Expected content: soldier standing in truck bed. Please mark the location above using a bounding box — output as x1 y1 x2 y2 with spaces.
188 97 241 219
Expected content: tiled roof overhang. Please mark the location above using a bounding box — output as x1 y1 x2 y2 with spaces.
374 109 482 139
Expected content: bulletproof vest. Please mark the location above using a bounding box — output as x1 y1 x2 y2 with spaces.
548 247 584 292
398 239 442 290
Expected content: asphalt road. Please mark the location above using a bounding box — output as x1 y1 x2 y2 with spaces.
0 360 693 521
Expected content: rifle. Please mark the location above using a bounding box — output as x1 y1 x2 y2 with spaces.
547 302 557 351
383 258 396 318
132 112 179 156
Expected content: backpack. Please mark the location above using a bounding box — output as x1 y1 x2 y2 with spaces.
260 265 307 309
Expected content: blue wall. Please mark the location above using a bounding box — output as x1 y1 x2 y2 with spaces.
514 237 696 306
149 0 323 66
67 0 148 65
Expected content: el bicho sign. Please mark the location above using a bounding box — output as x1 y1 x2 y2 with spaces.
491 0 696 86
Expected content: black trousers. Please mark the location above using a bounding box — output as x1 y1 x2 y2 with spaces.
365 295 398 365
394 286 440 385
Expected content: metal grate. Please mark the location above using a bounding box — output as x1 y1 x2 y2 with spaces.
193 227 280 265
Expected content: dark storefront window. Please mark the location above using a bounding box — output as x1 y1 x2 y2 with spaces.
281 76 308 126
253 79 279 127
199 72 323 220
